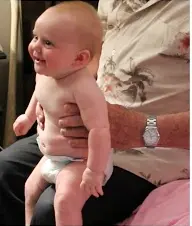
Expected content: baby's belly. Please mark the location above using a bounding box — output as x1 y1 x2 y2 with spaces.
37 124 88 159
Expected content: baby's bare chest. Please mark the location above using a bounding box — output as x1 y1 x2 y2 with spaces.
35 76 74 117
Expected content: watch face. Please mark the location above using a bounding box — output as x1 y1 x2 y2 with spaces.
143 127 160 146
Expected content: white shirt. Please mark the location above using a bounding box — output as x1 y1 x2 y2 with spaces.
97 0 189 186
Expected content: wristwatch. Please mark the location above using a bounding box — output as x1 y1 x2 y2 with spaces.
143 115 160 148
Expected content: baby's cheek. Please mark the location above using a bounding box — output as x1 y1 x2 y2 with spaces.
48 60 60 70
28 43 33 58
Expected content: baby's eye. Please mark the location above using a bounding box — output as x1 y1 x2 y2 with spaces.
33 35 38 41
44 40 53 46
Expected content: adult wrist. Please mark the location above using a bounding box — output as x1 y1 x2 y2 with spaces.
143 115 160 148
107 103 146 149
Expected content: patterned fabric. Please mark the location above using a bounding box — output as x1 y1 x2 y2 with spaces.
97 0 189 185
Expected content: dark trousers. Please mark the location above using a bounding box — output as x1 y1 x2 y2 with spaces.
0 134 156 225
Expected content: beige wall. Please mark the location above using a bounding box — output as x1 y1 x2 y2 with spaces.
0 0 22 59
0 0 10 145
0 0 11 56
0 0 23 146
0 0 11 104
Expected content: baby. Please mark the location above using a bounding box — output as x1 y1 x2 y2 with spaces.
13 1 112 226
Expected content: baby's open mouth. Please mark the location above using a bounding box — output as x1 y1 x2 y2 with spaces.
34 57 45 64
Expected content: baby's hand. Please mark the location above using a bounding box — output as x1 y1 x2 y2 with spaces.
80 167 104 198
13 114 33 136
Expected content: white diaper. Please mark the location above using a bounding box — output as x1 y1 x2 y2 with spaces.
37 138 113 184
41 154 113 184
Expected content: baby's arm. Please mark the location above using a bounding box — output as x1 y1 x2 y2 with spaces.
73 74 111 197
13 91 37 136
13 74 41 136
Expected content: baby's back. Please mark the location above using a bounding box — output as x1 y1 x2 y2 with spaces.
35 74 88 158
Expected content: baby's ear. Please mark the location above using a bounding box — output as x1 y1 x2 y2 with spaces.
73 49 91 67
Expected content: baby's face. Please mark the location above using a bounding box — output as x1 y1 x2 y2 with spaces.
28 10 79 78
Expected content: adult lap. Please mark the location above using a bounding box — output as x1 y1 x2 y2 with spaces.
0 134 41 225
31 167 156 225
0 135 155 225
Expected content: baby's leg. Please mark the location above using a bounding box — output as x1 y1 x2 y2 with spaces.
25 156 48 226
55 161 90 226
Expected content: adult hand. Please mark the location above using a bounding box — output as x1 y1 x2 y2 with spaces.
36 102 45 130
58 104 89 148
36 102 88 147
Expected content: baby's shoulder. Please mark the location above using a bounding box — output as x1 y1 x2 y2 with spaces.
74 69 96 83
73 73 96 94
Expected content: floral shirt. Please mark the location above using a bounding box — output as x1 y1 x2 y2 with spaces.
97 0 189 186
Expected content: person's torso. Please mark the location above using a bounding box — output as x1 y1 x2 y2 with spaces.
35 73 88 158
97 0 190 185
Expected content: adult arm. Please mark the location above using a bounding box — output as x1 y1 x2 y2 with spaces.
57 103 189 150
108 104 189 150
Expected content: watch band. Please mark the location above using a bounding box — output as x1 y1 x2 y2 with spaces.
146 115 157 127
143 115 160 148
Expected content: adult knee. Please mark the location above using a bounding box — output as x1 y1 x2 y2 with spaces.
0 152 26 225
31 187 55 225
0 135 38 187
0 153 16 190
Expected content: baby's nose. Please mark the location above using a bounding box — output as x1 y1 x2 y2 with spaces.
32 41 41 53
33 45 41 53
33 49 41 57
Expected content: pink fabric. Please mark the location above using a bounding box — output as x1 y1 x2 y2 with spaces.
119 180 189 226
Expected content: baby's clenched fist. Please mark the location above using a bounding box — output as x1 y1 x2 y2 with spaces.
80 167 104 198
13 114 33 136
